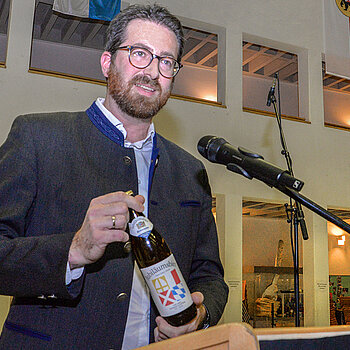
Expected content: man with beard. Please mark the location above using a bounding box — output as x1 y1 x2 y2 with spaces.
0 4 228 350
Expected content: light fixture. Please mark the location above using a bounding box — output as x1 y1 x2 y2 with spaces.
202 94 217 102
338 235 346 246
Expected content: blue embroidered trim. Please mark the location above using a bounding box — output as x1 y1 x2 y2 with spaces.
86 101 159 205
180 201 201 207
4 320 52 341
86 102 124 146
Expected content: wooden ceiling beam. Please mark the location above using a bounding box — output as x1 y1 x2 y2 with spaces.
243 42 253 50
242 46 269 66
182 33 216 62
197 48 217 66
339 82 350 91
278 62 298 80
182 61 217 72
326 78 346 88
41 13 58 40
248 51 285 74
62 19 80 43
185 31 217 45
264 58 296 77
242 47 269 66
83 23 103 44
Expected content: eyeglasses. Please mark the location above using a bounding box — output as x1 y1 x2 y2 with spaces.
116 45 183 78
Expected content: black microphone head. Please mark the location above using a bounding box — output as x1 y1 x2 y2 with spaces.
197 136 227 162
197 135 215 159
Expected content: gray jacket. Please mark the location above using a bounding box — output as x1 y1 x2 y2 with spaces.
0 103 228 349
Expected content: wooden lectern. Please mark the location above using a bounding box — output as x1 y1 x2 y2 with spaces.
137 323 259 350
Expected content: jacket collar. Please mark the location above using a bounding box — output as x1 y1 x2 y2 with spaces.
86 101 125 146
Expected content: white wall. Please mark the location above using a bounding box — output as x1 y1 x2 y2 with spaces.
173 64 217 101
0 0 342 329
31 40 105 80
243 74 299 117
329 222 350 275
243 216 297 268
329 238 350 275
324 89 350 127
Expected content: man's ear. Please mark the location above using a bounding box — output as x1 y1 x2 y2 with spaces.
101 51 112 78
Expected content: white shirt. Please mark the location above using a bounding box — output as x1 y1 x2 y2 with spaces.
97 98 153 349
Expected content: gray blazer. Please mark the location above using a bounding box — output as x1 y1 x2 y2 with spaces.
0 106 228 349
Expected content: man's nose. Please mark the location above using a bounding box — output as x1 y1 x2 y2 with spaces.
143 58 159 80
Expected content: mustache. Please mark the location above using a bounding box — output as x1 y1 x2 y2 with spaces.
131 75 161 90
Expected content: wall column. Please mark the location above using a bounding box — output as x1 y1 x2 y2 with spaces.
303 210 330 326
216 193 242 323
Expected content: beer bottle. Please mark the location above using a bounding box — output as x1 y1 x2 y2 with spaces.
126 191 197 326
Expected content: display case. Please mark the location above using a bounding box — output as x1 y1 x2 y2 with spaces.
243 266 303 328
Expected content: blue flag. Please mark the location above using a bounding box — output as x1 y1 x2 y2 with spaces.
53 0 121 21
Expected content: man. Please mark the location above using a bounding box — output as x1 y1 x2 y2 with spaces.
0 4 228 349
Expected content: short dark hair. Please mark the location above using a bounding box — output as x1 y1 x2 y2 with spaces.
104 3 184 61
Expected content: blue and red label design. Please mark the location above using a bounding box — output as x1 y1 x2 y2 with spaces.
141 255 193 317
154 269 187 307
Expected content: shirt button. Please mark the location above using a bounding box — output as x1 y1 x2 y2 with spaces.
123 241 132 254
116 292 128 302
47 294 57 299
123 156 132 165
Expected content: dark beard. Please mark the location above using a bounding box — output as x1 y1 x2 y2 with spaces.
107 68 171 120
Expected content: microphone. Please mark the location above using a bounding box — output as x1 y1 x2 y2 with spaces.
197 136 304 191
266 76 277 106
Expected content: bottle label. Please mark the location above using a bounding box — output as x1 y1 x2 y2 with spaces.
129 216 153 238
140 254 194 317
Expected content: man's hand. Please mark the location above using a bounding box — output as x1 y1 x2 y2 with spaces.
68 191 144 269
154 292 207 342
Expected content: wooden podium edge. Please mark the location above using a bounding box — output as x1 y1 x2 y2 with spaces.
137 323 260 350
255 325 350 341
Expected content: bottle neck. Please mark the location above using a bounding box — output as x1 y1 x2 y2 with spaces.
129 208 145 222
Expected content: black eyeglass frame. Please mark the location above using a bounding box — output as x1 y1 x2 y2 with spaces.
115 45 183 78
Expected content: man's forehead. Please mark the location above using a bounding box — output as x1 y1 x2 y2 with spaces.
124 19 179 56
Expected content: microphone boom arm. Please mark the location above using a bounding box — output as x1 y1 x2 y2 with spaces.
279 186 350 234
225 145 304 191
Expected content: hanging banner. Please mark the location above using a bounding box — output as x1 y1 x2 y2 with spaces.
53 0 121 22
324 0 350 79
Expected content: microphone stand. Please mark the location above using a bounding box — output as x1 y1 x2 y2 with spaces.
267 72 308 327
198 132 350 327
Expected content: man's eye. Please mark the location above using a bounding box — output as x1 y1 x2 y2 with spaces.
161 58 173 67
133 50 147 57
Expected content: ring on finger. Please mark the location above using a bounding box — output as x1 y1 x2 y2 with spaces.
111 215 116 229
